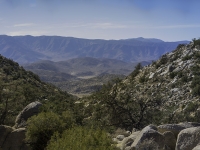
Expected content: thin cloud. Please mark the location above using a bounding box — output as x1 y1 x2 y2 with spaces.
129 24 200 29
91 23 127 29
7 30 49 36
9 22 126 29
156 24 200 29
14 23 35 27
61 22 127 29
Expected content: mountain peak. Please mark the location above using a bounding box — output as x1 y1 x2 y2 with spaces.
135 37 164 43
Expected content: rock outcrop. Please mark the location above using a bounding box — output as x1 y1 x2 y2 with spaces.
15 101 42 128
158 124 186 137
2 128 29 150
0 101 41 150
131 125 165 150
0 125 13 146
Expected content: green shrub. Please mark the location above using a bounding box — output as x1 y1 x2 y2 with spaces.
194 52 200 59
169 72 177 79
130 63 142 78
176 44 185 49
26 112 66 150
191 65 200 75
181 75 188 82
160 55 168 65
47 126 117 150
182 55 193 61
155 55 168 69
191 76 200 96
192 38 200 48
139 74 148 83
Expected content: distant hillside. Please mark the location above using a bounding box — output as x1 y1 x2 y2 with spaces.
0 35 188 64
53 73 126 96
24 57 137 79
23 57 134 95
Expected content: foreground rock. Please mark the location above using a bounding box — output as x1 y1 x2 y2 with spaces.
115 122 200 150
193 145 200 150
130 125 165 150
0 125 13 146
14 101 42 128
2 128 30 150
0 101 42 150
176 127 200 150
158 124 185 137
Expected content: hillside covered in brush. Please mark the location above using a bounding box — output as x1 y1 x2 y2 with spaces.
82 39 200 130
0 55 76 126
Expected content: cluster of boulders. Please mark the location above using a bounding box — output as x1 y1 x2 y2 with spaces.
0 101 42 150
114 122 200 150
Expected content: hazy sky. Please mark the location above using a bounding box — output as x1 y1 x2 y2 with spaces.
0 0 200 41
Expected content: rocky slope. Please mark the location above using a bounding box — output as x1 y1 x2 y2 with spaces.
82 40 200 132
121 42 200 124
121 42 200 123
0 35 188 64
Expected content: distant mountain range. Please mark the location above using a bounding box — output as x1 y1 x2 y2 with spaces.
0 35 189 64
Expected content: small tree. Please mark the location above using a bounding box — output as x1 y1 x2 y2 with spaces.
130 63 142 78
26 112 66 150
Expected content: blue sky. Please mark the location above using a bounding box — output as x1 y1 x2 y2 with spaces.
0 0 200 41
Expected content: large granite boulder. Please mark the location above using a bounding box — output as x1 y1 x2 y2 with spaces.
193 145 200 150
158 124 186 137
176 127 200 150
163 131 176 150
130 125 165 150
14 101 42 128
2 128 30 150
0 125 13 146
178 122 200 128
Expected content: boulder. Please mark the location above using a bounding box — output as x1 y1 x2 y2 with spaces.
158 122 200 139
176 127 200 150
2 128 30 150
0 125 13 146
120 131 140 150
163 131 176 150
15 101 42 128
158 124 185 137
131 125 165 150
193 145 200 150
178 122 200 128
116 135 125 141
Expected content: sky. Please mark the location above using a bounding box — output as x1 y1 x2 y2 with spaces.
0 0 200 41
